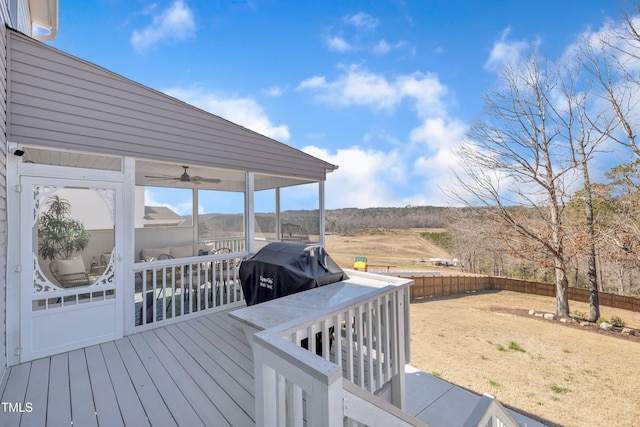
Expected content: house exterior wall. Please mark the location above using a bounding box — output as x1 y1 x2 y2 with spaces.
0 3 9 381
2 0 35 376
6 30 336 182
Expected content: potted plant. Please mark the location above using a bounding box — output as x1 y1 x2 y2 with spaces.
38 195 90 261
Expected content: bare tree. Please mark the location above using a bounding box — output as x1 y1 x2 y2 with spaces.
578 8 640 157
452 54 578 316
557 62 614 320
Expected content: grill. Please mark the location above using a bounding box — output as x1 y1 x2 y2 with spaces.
239 242 346 306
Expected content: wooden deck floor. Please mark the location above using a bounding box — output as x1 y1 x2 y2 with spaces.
0 309 255 427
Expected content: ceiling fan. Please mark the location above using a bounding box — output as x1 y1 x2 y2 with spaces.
145 166 221 185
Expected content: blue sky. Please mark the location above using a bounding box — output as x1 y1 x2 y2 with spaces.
49 1 627 210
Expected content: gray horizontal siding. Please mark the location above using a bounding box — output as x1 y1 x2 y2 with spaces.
1 8 10 377
7 29 336 181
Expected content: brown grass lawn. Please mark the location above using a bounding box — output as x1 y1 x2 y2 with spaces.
410 291 640 426
326 229 640 426
326 228 458 274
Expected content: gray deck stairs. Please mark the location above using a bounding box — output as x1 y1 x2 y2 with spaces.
404 365 547 427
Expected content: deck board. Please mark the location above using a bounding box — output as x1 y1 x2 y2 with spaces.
174 320 255 397
114 338 177 427
0 362 30 427
199 313 253 353
127 332 206 427
68 349 98 427
0 309 254 427
193 316 254 375
84 344 125 427
46 353 71 427
21 358 49 427
100 340 150 426
166 323 255 420
157 326 253 426
139 329 230 426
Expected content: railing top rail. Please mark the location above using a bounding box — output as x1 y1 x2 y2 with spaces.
275 283 402 337
232 270 413 337
254 329 342 384
132 251 249 271
343 380 431 427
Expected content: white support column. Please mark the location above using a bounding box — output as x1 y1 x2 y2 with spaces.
391 287 407 410
192 187 199 244
246 172 255 253
6 150 21 366
122 157 136 336
319 181 326 247
275 187 281 241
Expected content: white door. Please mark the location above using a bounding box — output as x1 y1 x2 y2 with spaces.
19 177 123 362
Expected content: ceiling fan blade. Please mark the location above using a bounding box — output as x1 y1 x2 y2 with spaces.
145 175 176 180
191 176 222 184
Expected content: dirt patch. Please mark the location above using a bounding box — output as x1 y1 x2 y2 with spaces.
410 291 640 427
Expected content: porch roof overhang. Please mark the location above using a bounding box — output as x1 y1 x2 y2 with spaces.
6 28 338 182
28 0 59 41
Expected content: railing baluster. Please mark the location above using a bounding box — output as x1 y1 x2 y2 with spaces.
251 277 414 426
366 301 374 392
383 293 391 383
346 308 354 382
375 296 383 389
356 304 365 389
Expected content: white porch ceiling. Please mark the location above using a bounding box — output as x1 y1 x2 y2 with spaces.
22 146 317 192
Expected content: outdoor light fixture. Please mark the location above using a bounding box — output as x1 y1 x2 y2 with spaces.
8 143 24 157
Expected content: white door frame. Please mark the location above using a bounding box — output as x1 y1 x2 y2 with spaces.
7 161 127 364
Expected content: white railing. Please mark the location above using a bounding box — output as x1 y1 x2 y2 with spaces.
343 380 430 427
252 279 413 426
201 237 246 253
132 252 247 328
462 394 520 427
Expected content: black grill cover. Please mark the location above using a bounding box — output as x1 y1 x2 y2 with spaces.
239 242 347 306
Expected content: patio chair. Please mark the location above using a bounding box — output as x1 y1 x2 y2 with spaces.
50 257 92 288
281 223 310 243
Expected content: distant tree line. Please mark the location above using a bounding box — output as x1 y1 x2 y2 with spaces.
194 206 448 238
325 206 446 233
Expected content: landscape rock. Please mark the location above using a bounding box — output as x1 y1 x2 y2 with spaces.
560 317 570 323
599 322 613 331
580 321 591 327
535 313 544 317
544 313 556 320
622 327 636 336
528 309 536 315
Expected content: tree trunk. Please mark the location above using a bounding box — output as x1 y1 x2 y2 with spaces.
587 252 600 321
554 259 570 316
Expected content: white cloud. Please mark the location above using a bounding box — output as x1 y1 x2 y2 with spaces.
164 87 290 141
297 65 448 115
344 12 379 30
409 117 467 149
325 35 354 52
373 39 391 54
131 0 196 52
485 27 534 72
262 85 286 97
410 117 468 205
303 145 406 208
297 66 460 206
144 189 193 215
304 144 458 207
